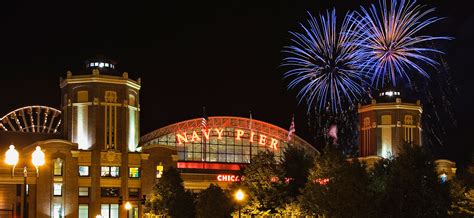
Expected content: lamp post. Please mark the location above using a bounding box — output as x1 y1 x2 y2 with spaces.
5 144 45 217
125 201 132 218
234 189 245 218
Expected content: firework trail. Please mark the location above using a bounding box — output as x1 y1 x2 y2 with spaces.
282 9 367 114
355 0 452 88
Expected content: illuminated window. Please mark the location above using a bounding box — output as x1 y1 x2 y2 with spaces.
53 183 62 196
440 173 448 183
101 166 120 177
77 91 89 103
129 188 140 198
79 166 90 177
53 203 63 218
79 187 89 197
79 204 89 218
101 188 120 197
156 163 164 178
53 158 63 176
99 62 104 68
101 204 119 218
129 167 140 178
105 63 109 67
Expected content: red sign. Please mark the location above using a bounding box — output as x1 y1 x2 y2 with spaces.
217 174 240 182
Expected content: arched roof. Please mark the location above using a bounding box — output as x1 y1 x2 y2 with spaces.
0 105 61 133
141 116 317 154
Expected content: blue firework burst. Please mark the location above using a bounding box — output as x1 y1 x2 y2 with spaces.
355 0 451 87
282 9 367 114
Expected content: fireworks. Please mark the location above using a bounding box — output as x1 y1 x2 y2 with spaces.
354 0 451 87
282 9 367 114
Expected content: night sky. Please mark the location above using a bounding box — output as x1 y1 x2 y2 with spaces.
0 1 472 165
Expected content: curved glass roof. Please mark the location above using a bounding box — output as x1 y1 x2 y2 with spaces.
141 116 318 164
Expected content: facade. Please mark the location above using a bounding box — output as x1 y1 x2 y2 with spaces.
0 60 318 217
358 91 422 158
140 116 318 190
0 59 456 217
357 90 456 179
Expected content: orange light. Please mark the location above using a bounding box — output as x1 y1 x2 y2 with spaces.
191 131 201 142
236 129 244 140
250 132 255 142
259 134 267 145
270 138 278 150
176 133 188 144
215 128 224 139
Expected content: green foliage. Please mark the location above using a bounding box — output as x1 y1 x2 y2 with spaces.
240 150 285 215
300 145 373 217
380 143 450 217
196 184 233 218
144 167 196 218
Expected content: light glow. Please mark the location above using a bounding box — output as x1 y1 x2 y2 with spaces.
32 146 45 167
5 145 19 166
235 189 245 201
124 202 132 210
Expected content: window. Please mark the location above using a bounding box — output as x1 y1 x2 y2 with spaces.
79 166 90 177
101 188 120 197
79 187 89 197
101 166 119 177
156 163 164 178
53 203 63 218
79 204 89 218
53 183 62 196
129 188 140 198
53 158 63 176
101 204 119 218
129 167 140 178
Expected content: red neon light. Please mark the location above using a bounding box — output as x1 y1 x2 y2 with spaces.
177 162 241 171
217 174 240 182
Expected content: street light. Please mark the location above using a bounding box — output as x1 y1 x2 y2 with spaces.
234 189 245 218
4 144 45 217
125 201 132 210
5 144 19 177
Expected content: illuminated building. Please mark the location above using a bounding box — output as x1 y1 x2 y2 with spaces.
140 116 317 190
0 59 456 217
0 59 318 217
357 90 456 179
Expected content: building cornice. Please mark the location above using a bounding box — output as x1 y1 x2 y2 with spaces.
60 75 141 90
358 104 422 113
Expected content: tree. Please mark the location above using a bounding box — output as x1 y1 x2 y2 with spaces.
382 143 450 217
300 145 373 217
144 167 196 218
240 150 285 215
281 146 314 199
196 184 233 218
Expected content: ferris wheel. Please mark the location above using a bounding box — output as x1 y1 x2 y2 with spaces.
0 105 61 133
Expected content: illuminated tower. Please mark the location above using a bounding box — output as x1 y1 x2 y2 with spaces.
358 90 422 158
60 58 141 216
